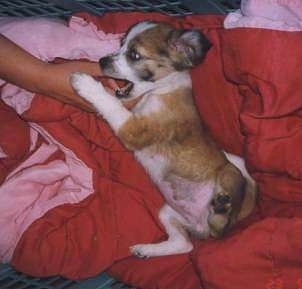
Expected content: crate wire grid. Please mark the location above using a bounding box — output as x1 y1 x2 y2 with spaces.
0 0 240 17
0 0 191 17
0 0 240 288
0 264 135 289
0 0 68 17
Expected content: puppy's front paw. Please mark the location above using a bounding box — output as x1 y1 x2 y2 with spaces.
130 244 153 259
70 72 105 102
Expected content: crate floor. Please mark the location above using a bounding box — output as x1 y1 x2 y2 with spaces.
0 264 134 289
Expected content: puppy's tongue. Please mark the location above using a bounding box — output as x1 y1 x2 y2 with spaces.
98 65 133 96
98 67 138 109
100 77 140 109
98 77 126 92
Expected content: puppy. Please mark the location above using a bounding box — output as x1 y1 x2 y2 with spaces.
71 21 257 258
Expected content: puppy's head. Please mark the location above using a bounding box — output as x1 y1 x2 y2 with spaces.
99 21 211 86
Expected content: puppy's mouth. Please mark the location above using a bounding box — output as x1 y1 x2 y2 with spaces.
113 79 143 110
114 80 134 99
99 56 134 98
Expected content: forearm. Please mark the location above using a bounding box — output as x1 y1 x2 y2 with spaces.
0 35 45 91
0 34 100 111
41 61 101 111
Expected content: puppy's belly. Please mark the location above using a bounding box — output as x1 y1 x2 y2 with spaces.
159 176 214 237
135 149 214 237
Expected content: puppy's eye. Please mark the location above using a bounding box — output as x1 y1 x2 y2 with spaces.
128 49 141 61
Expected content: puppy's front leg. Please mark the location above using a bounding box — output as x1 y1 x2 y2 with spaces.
71 73 132 133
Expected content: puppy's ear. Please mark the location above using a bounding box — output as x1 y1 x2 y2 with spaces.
168 29 212 70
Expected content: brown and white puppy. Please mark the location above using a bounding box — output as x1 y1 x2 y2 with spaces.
71 21 257 258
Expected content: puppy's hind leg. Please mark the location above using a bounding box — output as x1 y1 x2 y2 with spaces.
130 204 193 258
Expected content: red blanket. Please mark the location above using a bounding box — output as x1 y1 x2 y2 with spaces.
2 12 302 289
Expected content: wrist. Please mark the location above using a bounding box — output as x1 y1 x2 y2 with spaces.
38 61 97 112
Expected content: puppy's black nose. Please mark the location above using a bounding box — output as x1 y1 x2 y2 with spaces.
99 56 112 69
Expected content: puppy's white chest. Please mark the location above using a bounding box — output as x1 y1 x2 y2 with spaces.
132 94 163 116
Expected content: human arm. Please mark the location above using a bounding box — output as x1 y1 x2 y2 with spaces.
0 34 103 111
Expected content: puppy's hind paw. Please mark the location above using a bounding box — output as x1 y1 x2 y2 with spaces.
130 244 152 259
211 193 232 214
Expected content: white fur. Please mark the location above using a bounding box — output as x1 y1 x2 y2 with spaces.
121 21 157 53
114 22 157 83
70 76 255 259
135 149 168 185
123 71 191 115
70 23 256 259
114 53 138 83
224 152 256 189
130 205 193 258
132 94 163 116
70 73 131 132
131 71 191 99
71 71 195 258
224 152 257 219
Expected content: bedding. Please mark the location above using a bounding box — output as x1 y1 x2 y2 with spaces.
224 0 302 31
0 7 301 289
0 16 122 262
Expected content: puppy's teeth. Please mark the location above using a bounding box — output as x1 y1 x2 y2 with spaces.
115 89 125 98
123 82 134 94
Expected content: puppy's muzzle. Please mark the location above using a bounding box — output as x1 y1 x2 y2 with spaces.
99 56 113 70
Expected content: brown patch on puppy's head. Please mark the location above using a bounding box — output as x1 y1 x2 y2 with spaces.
99 21 212 84
126 23 212 81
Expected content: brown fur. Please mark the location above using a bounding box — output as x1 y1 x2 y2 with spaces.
105 22 255 238
208 164 247 237
71 21 256 257
126 25 196 81
118 87 228 183
117 84 250 237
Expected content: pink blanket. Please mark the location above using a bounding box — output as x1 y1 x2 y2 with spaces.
224 0 302 31
0 16 121 262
